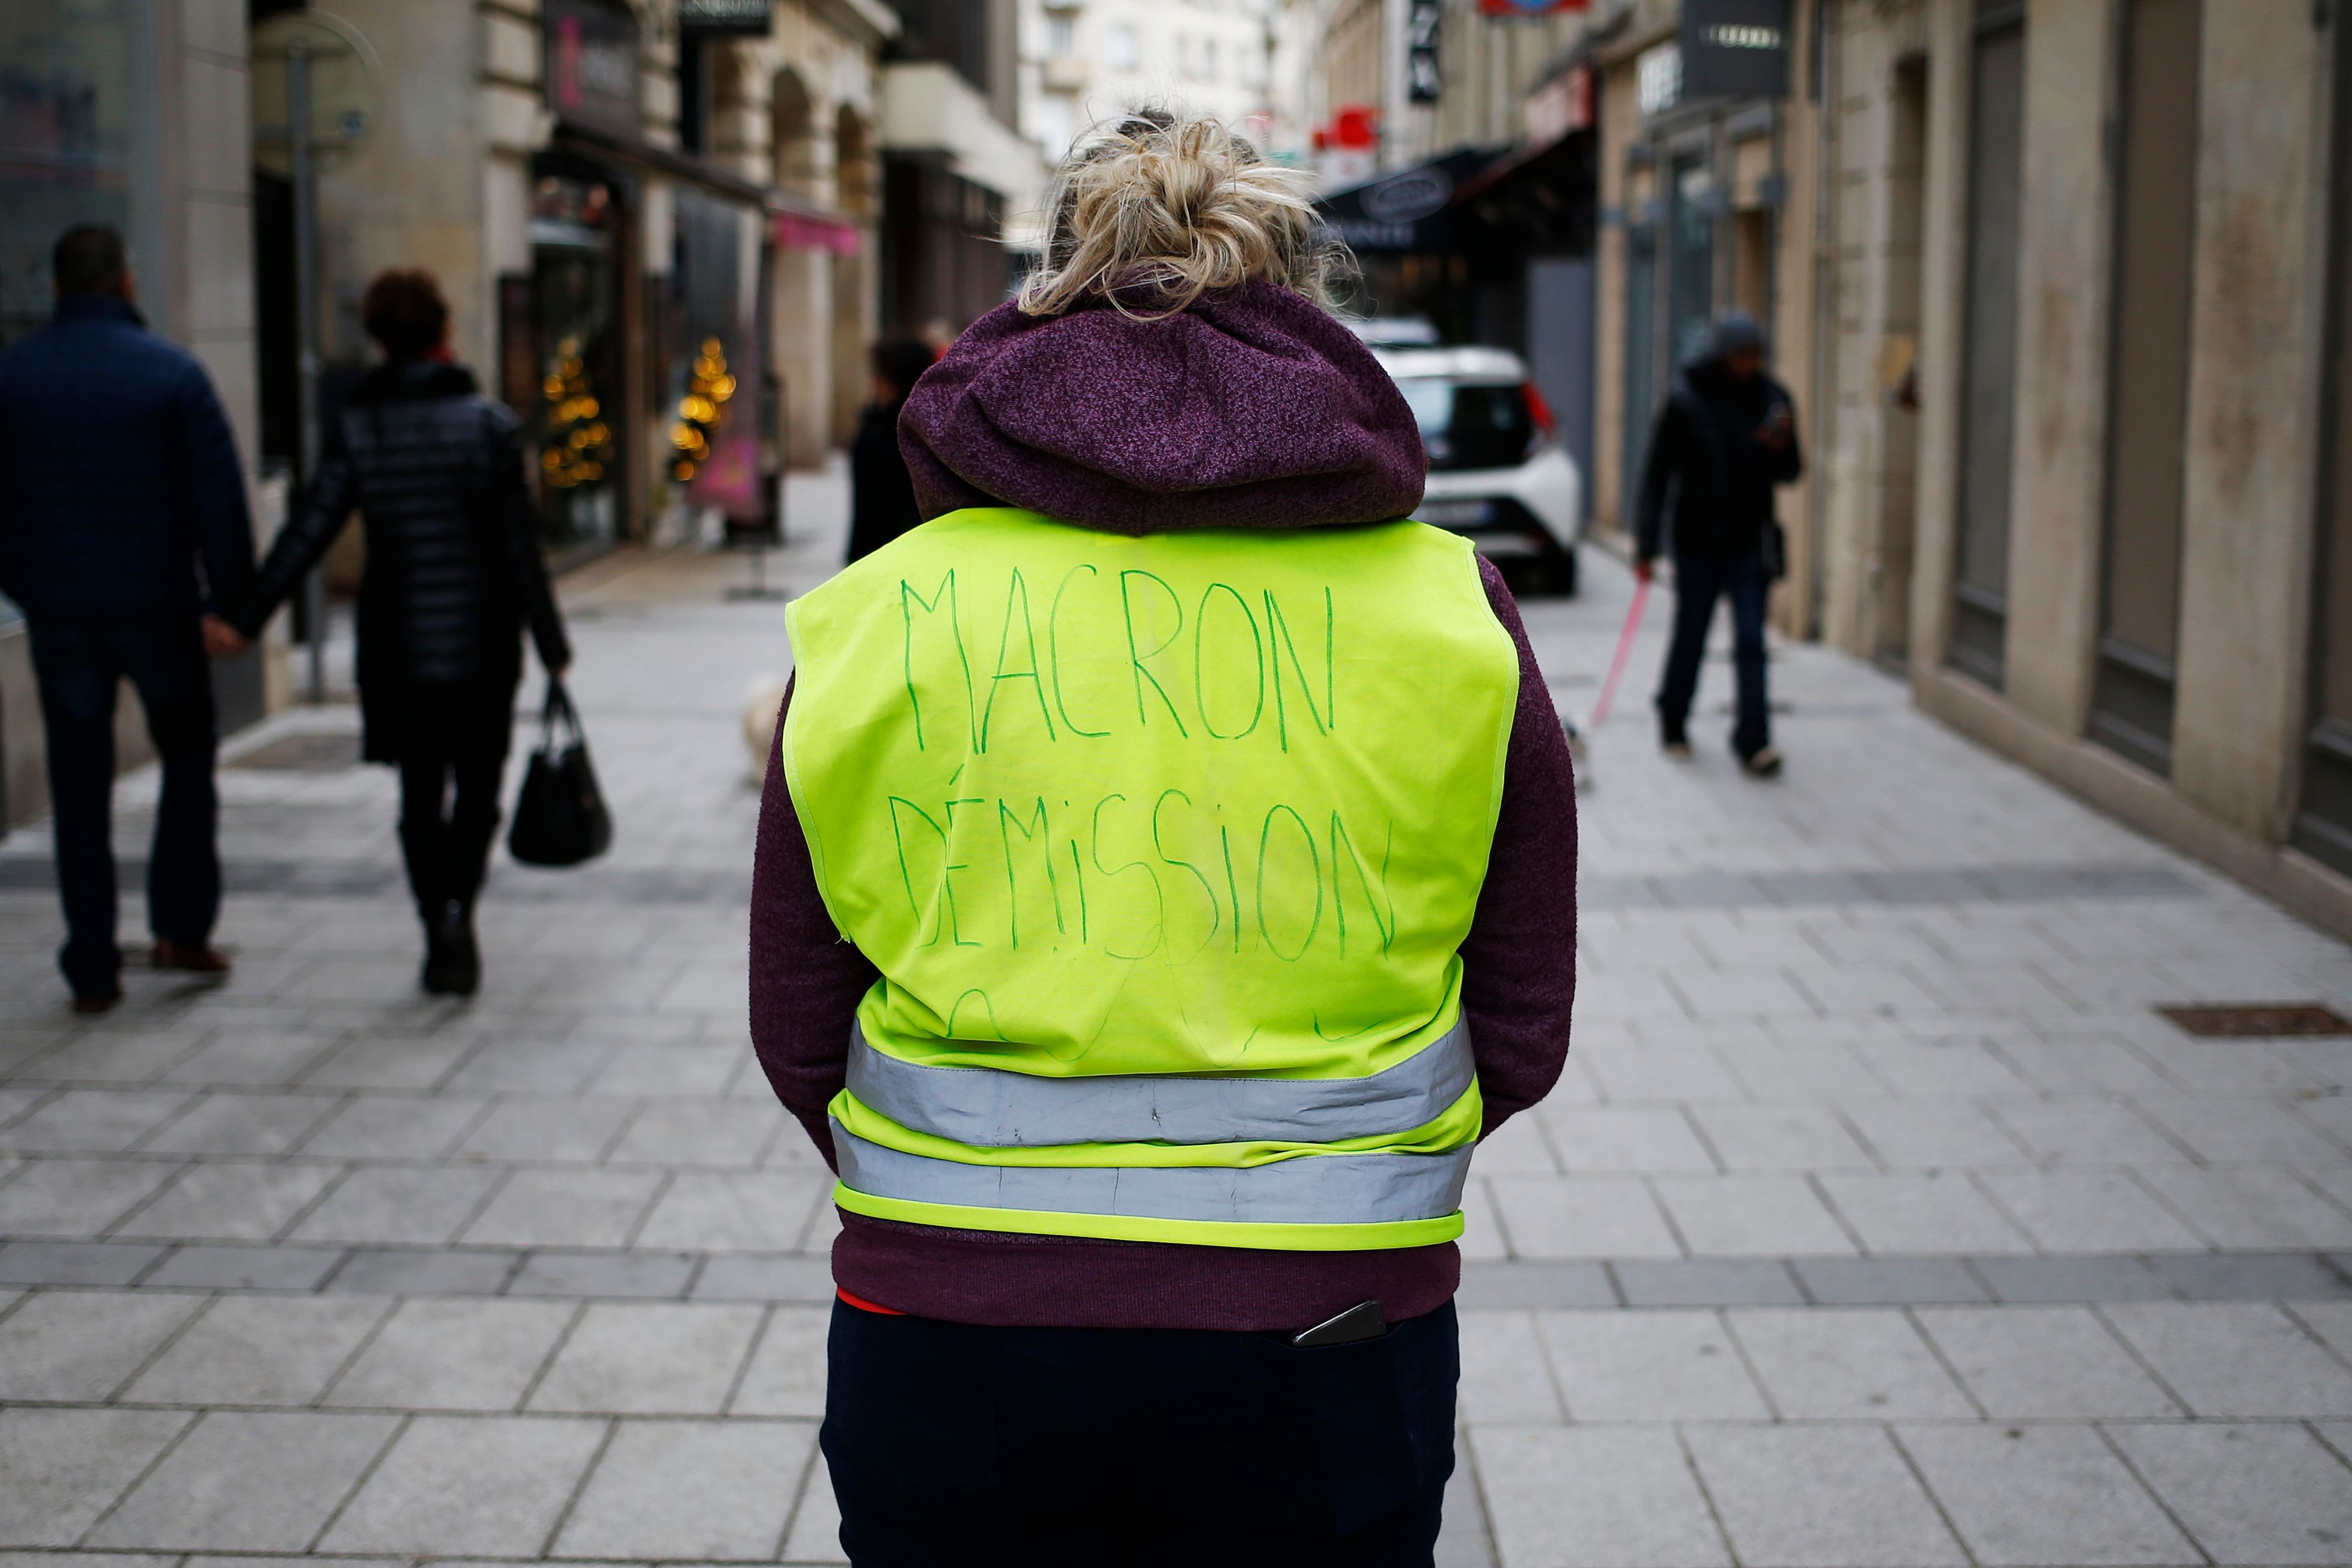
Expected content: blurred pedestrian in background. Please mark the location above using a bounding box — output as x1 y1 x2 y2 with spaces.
752 111 1576 1565
0 224 254 1012
1633 310 1803 777
842 336 935 564
219 269 570 997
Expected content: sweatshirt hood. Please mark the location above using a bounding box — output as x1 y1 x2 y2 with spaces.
896 281 1427 535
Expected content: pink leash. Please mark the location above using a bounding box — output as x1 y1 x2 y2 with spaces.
1587 577 1652 730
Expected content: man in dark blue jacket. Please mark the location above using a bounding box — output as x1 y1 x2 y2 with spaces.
1633 312 1803 779
0 225 254 1010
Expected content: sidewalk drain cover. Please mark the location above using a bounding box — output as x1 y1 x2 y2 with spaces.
228 732 360 771
2159 1003 2352 1037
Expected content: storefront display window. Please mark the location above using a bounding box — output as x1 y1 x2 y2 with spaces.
670 185 768 526
1 0 157 627
529 169 624 549
1 0 155 352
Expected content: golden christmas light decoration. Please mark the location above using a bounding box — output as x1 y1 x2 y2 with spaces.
538 338 612 491
670 334 736 483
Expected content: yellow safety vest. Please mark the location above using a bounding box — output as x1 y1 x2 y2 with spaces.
782 507 1518 1249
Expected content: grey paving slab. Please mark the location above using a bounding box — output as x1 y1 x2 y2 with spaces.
1612 1259 1805 1307
2133 1166 2352 1251
85 1411 398 1552
1974 1171 2208 1253
139 1093 344 1156
1486 1175 1683 1259
1814 1172 2036 1256
552 1418 815 1560
1684 1425 1968 1567
780 1449 846 1564
1726 1308 1975 1418
729 1305 830 1418
632 1170 829 1251
609 1099 787 1167
299 1033 482 1090
461 1167 664 1249
1972 1254 2176 1302
1791 1257 1989 1304
2104 1423 2352 1566
142 1244 343 1290
323 1245 519 1295
161 1034 343 1089
1537 1308 1770 1421
0 1241 166 1286
529 1300 763 1414
113 1159 338 1242
0 1091 195 1153
455 1095 637 1162
1537 1105 1716 1173
0 1290 207 1402
1470 1426 1732 1568
2147 1250 2352 1299
288 1165 502 1245
0 1407 193 1547
1652 1176 1858 1257
2101 1302 2352 1417
294 1096 485 1159
1914 1305 2183 1418
691 1252 836 1303
1688 1104 1877 1170
317 1414 609 1557
123 1295 389 1406
506 1249 697 1298
325 1297 576 1411
0 1159 180 1238
1894 1424 2198 1567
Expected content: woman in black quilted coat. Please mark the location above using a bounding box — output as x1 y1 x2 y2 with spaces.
226 269 570 995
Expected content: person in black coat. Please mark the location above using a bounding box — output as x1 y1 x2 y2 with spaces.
220 270 571 995
1633 311 1804 777
0 225 255 1010
843 338 937 564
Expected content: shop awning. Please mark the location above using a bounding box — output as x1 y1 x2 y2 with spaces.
1315 132 1595 257
1314 149 1499 254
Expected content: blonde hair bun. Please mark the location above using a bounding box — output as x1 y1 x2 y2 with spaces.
1020 108 1356 320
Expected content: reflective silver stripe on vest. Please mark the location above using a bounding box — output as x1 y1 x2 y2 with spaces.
832 1121 1473 1226
845 1015 1475 1148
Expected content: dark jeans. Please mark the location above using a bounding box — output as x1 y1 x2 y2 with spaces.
1657 547 1771 759
28 615 220 997
822 1299 1459 1567
397 751 506 920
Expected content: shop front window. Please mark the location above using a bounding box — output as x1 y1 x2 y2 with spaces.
530 172 622 550
1 0 157 625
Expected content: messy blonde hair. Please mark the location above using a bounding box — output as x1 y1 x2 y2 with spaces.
1019 108 1356 319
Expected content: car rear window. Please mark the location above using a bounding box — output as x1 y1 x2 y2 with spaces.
1394 379 1535 470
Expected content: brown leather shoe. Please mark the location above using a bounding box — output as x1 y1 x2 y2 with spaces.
72 987 123 1015
152 941 232 976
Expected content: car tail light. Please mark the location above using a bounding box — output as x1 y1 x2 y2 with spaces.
1521 380 1557 438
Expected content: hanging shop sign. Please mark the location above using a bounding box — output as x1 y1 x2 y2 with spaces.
678 0 773 37
1680 0 1791 100
544 0 641 135
1636 41 1682 117
1408 0 1443 103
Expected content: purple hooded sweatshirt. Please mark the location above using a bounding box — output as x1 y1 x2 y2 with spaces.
750 281 1578 1331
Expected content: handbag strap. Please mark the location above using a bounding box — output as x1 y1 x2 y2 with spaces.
540 678 584 748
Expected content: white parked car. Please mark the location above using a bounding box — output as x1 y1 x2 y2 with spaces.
1369 342 1584 596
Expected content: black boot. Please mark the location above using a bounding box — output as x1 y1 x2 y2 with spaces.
421 901 481 997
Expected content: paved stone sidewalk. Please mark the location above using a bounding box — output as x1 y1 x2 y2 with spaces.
2 473 2350 1567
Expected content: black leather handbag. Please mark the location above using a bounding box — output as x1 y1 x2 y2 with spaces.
508 679 612 867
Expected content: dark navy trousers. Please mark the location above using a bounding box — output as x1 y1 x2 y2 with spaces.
1657 547 1772 759
821 1298 1459 1567
28 613 220 996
